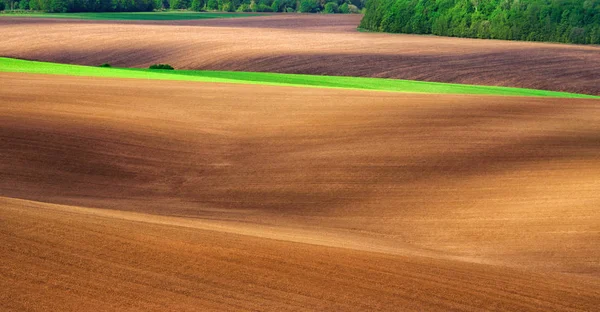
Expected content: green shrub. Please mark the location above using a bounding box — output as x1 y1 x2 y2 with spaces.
257 3 272 11
99 63 111 67
338 2 348 13
153 0 164 9
19 0 29 9
347 3 358 13
206 0 217 10
236 3 250 11
270 0 280 12
169 0 189 9
248 0 256 11
323 2 337 13
149 64 174 70
190 0 202 11
48 0 68 12
28 0 39 10
221 2 234 11
299 0 318 13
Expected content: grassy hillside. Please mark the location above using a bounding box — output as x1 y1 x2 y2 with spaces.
0 11 262 20
360 0 600 44
1 57 597 98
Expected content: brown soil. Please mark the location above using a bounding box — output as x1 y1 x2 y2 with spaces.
2 197 599 312
1 72 599 310
0 15 599 95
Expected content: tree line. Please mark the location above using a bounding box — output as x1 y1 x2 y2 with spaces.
0 0 364 13
0 0 154 11
360 0 600 44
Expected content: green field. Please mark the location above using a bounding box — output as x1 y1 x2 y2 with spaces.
0 57 597 98
0 11 263 21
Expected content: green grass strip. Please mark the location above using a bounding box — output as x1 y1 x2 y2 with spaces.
0 57 597 99
0 11 262 21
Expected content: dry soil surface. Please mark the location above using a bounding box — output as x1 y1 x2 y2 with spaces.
2 196 600 311
1 72 600 310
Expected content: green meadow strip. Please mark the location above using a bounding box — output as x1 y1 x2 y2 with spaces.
0 57 597 99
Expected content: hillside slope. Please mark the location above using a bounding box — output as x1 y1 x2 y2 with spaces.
2 72 599 277
1 16 599 95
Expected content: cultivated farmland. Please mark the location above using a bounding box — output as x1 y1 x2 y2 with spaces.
1 12 599 312
1 14 599 94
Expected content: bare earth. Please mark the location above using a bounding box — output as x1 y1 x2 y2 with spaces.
2 197 600 311
1 72 600 310
1 15 600 95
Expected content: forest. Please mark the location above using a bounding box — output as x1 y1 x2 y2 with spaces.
360 0 600 44
0 0 364 13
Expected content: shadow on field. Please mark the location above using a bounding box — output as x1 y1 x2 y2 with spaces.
2 91 599 216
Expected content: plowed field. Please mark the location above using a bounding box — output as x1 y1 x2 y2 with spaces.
2 13 600 311
2 72 599 310
1 15 599 94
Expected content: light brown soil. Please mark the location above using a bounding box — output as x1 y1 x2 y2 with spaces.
2 196 599 312
1 72 600 311
1 15 599 95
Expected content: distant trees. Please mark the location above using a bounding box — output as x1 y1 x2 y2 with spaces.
360 0 600 44
1 0 158 12
0 0 364 13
